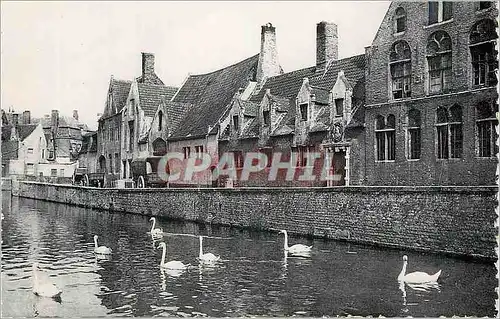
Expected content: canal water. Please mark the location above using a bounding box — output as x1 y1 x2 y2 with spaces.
1 192 497 317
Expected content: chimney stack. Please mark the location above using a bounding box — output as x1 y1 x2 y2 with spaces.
12 113 19 125
22 111 31 124
256 23 282 84
73 110 79 121
51 110 59 130
141 52 155 84
316 21 338 71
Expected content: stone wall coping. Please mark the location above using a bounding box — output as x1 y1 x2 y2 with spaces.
18 181 498 194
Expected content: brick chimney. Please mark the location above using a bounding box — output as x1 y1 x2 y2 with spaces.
316 21 338 71
141 52 155 84
73 110 79 121
256 23 282 85
51 110 59 131
22 111 31 124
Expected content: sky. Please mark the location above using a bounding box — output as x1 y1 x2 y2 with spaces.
1 1 390 130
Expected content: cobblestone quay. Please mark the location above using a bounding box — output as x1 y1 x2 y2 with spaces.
13 181 497 260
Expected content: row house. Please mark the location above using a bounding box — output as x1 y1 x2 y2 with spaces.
120 53 178 183
164 23 283 187
364 1 498 186
78 131 98 175
34 110 88 179
97 76 131 186
96 53 177 187
1 109 48 179
218 21 366 187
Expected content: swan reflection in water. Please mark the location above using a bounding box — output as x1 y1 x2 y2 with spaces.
399 280 441 313
33 293 61 317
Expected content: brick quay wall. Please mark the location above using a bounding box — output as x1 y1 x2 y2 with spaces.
13 181 497 260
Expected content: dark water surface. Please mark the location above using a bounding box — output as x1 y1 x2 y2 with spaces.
1 192 496 317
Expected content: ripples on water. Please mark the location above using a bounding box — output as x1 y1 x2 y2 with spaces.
1 192 496 317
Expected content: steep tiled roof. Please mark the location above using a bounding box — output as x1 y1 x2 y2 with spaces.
17 124 38 141
1 140 18 160
252 54 366 105
2 125 13 141
111 79 133 113
272 98 296 136
310 54 366 91
241 100 259 117
138 84 178 117
136 73 165 86
311 86 330 105
268 94 294 113
99 78 132 120
171 54 259 138
1 124 39 160
250 66 316 102
163 101 193 134
241 118 259 139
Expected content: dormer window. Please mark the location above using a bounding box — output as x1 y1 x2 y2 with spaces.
428 1 452 25
233 115 239 131
334 99 344 117
300 103 308 121
395 7 407 33
263 110 270 125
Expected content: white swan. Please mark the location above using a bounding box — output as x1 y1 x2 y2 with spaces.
279 230 312 254
148 217 163 237
198 236 220 263
157 242 188 270
32 263 62 298
93 235 112 255
398 255 441 284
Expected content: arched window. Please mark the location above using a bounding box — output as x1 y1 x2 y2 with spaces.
407 109 421 159
375 115 396 161
428 1 452 25
476 101 499 157
470 19 498 87
395 7 407 33
427 31 452 94
389 41 412 99
158 110 163 131
436 105 462 159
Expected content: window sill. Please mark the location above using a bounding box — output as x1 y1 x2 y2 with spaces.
390 96 412 103
475 156 498 160
424 19 454 29
375 160 395 163
436 158 463 161
393 31 406 37
407 158 420 162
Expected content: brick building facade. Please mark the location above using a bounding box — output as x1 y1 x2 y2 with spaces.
98 76 131 186
364 1 498 186
217 21 366 187
83 1 498 188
